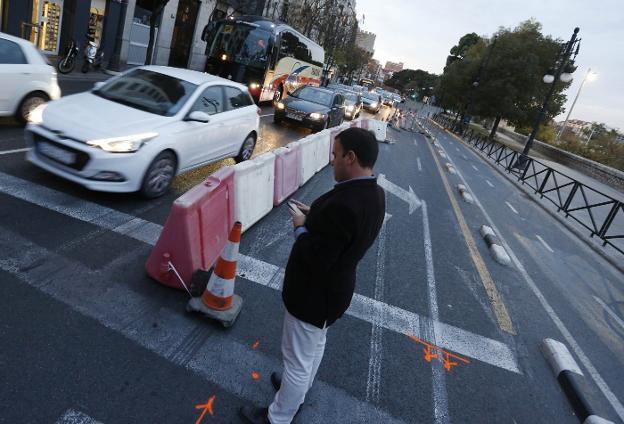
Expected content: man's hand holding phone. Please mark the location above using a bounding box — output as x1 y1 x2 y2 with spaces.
288 199 308 227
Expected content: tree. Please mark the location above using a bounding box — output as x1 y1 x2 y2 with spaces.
445 32 480 68
142 0 170 65
385 69 439 95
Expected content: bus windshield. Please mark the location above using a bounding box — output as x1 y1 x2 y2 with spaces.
206 22 271 68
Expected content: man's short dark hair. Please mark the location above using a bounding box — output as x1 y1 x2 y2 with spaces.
336 127 378 169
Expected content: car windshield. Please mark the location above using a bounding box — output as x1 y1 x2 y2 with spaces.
292 87 332 106
206 22 271 68
364 92 380 101
340 91 358 102
94 69 197 116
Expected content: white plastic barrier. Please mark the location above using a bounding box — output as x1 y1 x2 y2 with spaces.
297 135 318 186
313 129 331 172
369 119 387 141
233 152 276 232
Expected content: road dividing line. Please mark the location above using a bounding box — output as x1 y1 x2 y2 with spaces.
0 147 30 155
0 171 521 374
471 165 479 172
486 180 495 188
422 201 450 423
417 157 423 172
55 409 103 424
505 202 519 214
593 296 624 331
423 142 516 335
430 122 624 421
535 235 554 253
366 212 391 404
259 113 274 118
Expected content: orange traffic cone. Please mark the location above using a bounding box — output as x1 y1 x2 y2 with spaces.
186 222 243 327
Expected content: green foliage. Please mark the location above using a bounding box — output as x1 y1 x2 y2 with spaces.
446 32 480 68
385 69 439 97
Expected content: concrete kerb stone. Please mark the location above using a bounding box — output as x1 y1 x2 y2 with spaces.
445 162 456 174
541 339 615 424
479 225 511 266
430 119 624 275
457 184 474 204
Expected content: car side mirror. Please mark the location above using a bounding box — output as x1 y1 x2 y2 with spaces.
186 111 211 123
93 81 105 90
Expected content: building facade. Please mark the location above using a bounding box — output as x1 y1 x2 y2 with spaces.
355 29 374 55
384 60 403 73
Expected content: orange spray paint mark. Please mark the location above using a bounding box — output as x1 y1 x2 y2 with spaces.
408 335 470 372
251 371 260 380
194 395 216 424
252 340 260 349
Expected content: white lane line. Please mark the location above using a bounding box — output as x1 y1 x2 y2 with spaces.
593 296 624 331
0 171 521 374
438 142 624 421
471 165 479 172
486 180 495 188
366 212 391 404
535 235 554 253
422 201 449 423
260 113 274 117
0 147 30 155
455 147 460 152
417 157 422 172
505 202 519 214
55 409 103 424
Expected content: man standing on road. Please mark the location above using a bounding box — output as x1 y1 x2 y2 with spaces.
240 128 386 424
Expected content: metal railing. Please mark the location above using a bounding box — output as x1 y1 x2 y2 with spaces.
432 114 624 256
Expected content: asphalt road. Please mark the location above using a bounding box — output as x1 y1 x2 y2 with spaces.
0 80 623 423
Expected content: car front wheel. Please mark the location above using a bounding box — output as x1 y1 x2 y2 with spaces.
140 151 176 198
235 134 256 163
17 92 49 124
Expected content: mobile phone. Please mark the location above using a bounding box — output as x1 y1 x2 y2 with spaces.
288 200 303 215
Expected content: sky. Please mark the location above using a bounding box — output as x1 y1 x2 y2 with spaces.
354 0 624 131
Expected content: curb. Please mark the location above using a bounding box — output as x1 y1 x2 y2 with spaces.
430 120 624 276
479 225 511 266
445 162 456 174
541 339 615 424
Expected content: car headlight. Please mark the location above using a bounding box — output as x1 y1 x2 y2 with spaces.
277 102 285 110
346 105 354 112
28 103 47 124
370 102 378 108
87 132 158 153
249 82 260 90
309 112 324 120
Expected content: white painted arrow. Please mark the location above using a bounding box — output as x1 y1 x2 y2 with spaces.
377 174 422 214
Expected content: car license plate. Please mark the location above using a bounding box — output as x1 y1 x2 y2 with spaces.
38 141 76 165
286 112 303 121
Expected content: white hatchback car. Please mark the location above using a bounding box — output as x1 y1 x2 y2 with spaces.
0 32 61 123
26 66 260 198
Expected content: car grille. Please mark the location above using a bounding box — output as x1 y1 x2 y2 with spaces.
33 133 90 171
285 108 306 119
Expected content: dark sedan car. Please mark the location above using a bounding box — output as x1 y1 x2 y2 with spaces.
337 89 362 120
362 91 382 114
274 86 345 132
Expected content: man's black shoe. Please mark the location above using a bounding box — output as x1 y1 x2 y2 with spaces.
239 406 270 424
270 371 282 392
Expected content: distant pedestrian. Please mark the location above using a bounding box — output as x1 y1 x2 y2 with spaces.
240 128 386 424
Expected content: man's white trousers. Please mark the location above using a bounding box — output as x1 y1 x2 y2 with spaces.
268 310 328 424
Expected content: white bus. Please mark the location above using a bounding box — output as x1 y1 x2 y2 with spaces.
202 16 325 103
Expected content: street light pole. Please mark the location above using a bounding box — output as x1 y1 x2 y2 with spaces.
555 67 594 143
516 27 580 167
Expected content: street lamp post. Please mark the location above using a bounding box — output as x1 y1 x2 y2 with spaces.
555 68 597 143
515 27 581 169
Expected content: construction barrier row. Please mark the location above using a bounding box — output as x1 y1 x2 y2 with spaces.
146 118 385 291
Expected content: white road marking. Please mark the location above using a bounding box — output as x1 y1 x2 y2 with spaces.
377 174 422 214
471 165 479 172
417 157 422 172
535 235 554 253
593 296 624 331
437 142 624 421
366 212 391 404
260 113 274 117
0 147 30 155
422 201 449 423
55 409 103 424
0 171 521 374
486 180 495 188
505 202 519 214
